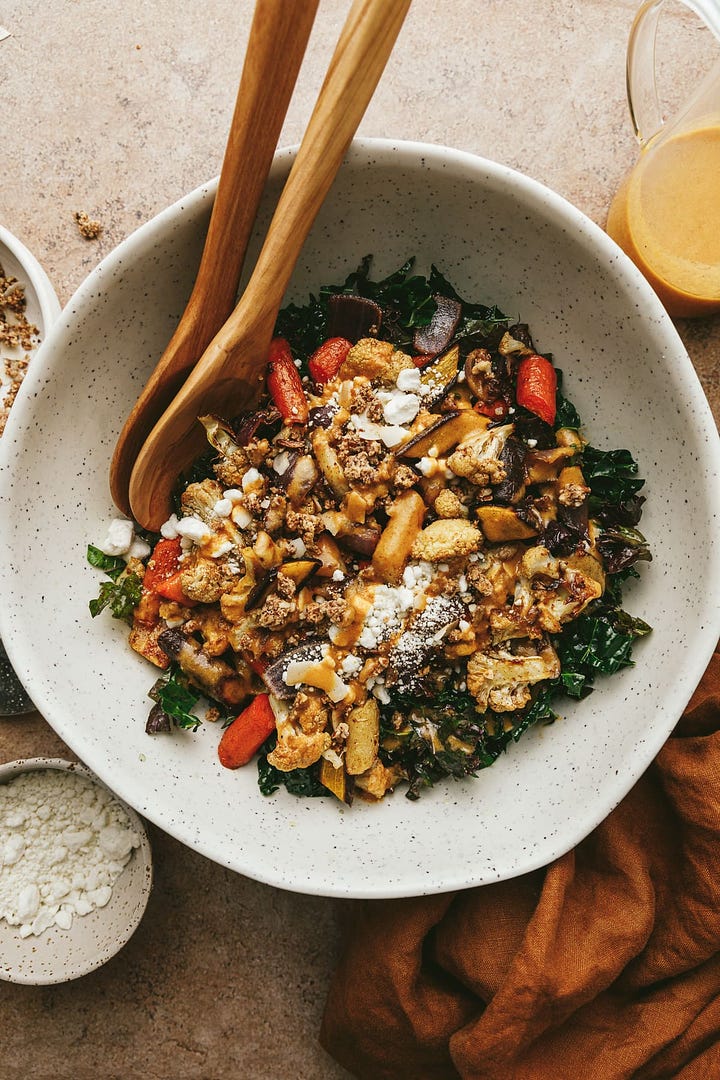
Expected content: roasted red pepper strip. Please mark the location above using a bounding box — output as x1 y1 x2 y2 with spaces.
475 398 510 420
267 337 309 423
516 354 557 426
143 537 196 606
218 693 277 769
308 336 352 384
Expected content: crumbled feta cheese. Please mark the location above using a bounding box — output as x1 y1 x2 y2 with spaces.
272 451 291 475
214 498 233 518
222 488 243 503
332 569 345 582
175 516 214 544
349 412 408 449
341 654 362 676
358 581 419 649
127 537 151 560
241 468 262 492
288 537 307 558
231 505 253 529
396 367 422 393
377 388 421 426
160 514 181 540
98 518 134 557
210 540 233 559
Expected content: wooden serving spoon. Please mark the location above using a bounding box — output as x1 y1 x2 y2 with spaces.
129 0 412 531
109 0 320 517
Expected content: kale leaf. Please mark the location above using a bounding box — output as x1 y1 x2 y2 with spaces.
88 571 142 622
148 663 203 731
86 544 126 580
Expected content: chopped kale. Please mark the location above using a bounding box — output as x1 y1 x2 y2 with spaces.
148 663 203 731
257 734 330 798
582 445 646 507
86 544 126 581
88 571 142 622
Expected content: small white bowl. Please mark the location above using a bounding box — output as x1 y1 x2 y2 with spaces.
0 226 60 715
0 758 152 985
0 225 60 343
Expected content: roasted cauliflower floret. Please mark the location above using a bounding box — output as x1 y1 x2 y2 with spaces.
342 338 414 384
354 760 402 800
447 424 514 488
264 692 332 772
411 518 482 562
179 554 226 604
467 641 560 712
514 544 604 633
180 478 226 525
433 489 467 519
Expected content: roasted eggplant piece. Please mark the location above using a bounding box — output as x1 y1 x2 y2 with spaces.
419 344 460 407
262 642 325 699
244 568 279 612
276 452 319 505
413 294 462 356
319 757 350 803
399 410 489 459
476 505 538 542
326 293 382 342
388 595 466 694
145 702 172 734
157 628 250 706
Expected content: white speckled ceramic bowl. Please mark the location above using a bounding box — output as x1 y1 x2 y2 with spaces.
0 758 152 984
1 140 719 898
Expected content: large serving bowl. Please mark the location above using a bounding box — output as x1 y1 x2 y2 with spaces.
1 140 719 898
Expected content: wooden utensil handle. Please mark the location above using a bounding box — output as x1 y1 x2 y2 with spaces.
216 0 413 354
187 0 320 327
109 0 317 515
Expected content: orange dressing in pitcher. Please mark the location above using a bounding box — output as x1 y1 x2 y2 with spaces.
607 123 720 316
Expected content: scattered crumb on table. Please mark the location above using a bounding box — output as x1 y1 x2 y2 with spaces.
74 210 102 240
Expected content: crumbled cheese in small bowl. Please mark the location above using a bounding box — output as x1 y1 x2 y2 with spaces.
0 758 152 985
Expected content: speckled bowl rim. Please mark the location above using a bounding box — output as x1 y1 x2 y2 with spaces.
0 757 153 984
1 138 720 898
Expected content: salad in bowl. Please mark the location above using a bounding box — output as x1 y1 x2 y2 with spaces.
90 258 651 805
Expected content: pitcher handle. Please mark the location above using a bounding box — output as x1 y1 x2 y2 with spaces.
628 0 720 146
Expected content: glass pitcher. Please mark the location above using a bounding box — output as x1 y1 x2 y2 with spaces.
606 0 720 317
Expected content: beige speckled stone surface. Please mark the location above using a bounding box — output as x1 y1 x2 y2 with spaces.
1 2 718 1077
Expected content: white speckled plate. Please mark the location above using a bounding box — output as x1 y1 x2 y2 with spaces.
0 759 152 984
1 140 719 898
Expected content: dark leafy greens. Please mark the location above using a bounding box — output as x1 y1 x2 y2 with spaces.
274 255 506 372
87 545 142 622
148 663 203 731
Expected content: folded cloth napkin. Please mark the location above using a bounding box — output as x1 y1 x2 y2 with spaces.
320 648 720 1079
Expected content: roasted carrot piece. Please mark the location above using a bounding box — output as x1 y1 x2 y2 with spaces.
218 693 277 769
143 537 196 606
308 336 352 383
516 353 557 426
267 337 309 423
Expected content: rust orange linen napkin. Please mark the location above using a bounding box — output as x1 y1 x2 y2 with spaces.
321 648 720 1079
